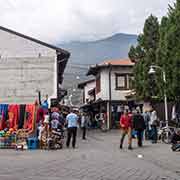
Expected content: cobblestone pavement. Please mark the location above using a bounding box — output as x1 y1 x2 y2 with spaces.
0 130 179 180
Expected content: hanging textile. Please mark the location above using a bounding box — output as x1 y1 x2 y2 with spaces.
8 105 19 130
0 104 9 130
51 107 59 113
36 107 45 124
18 104 26 129
24 104 35 131
0 111 5 130
0 104 9 120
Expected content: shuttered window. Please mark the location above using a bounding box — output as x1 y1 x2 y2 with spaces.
96 74 101 94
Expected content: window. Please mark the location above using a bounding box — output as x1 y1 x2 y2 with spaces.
96 74 101 94
115 74 127 90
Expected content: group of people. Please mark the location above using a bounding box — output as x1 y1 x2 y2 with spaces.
119 107 159 150
36 99 180 151
36 107 88 149
66 110 89 148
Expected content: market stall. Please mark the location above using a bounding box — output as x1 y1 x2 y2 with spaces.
0 101 67 150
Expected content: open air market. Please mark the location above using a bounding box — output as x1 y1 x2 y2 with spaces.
0 1 180 180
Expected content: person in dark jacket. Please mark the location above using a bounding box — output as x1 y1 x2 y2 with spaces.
132 107 146 147
171 129 180 151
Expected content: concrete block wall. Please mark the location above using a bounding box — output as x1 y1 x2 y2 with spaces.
0 29 57 104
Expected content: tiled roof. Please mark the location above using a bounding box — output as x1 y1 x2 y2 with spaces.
87 58 134 76
101 59 134 66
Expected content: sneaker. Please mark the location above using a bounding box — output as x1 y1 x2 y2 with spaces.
120 144 123 149
128 146 133 150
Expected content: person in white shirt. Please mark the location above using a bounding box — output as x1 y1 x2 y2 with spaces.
66 109 79 148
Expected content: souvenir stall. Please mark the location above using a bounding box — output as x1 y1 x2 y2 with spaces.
0 100 66 150
0 102 41 150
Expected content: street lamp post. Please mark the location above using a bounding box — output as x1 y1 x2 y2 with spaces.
148 65 168 129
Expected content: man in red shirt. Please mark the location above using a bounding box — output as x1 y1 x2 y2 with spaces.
120 109 132 150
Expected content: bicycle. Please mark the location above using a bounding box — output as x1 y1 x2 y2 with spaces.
158 126 176 144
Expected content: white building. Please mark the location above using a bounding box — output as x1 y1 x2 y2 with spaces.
0 26 70 104
79 59 135 129
78 79 96 104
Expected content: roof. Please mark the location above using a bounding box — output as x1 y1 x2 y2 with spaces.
78 79 95 89
0 26 70 57
87 59 134 75
101 59 134 66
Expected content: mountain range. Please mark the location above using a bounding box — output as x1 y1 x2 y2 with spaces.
60 33 137 65
58 33 137 105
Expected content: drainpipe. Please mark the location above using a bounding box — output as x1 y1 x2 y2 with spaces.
108 64 112 129
38 91 42 105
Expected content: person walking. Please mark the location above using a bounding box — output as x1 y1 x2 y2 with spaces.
132 107 146 147
81 112 87 140
120 109 132 150
143 110 151 140
66 109 79 148
149 109 158 143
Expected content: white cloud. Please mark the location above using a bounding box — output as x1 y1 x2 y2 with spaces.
0 0 175 43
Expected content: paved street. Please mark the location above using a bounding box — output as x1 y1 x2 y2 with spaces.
0 130 179 180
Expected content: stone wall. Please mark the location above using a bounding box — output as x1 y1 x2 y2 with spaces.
0 29 57 103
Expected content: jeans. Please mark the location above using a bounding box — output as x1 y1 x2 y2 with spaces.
145 127 150 140
151 125 158 143
66 127 77 148
120 127 132 148
172 143 180 151
136 130 144 147
82 127 86 139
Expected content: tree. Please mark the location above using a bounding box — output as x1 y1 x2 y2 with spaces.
158 0 180 102
128 15 160 100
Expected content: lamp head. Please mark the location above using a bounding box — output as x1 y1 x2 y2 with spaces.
148 66 156 75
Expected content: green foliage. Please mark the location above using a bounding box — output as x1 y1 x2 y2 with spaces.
128 15 160 100
159 0 180 101
129 0 180 102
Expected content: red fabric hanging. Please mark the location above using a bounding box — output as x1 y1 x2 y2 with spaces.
0 112 6 130
24 104 35 131
8 105 19 130
36 107 45 124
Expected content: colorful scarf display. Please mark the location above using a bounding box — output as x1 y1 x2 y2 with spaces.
0 104 8 130
8 105 19 130
24 104 35 131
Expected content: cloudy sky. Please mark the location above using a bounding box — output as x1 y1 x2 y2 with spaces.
0 0 175 43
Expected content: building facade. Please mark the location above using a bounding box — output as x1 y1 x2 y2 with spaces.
79 59 135 129
0 26 70 104
78 79 96 104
